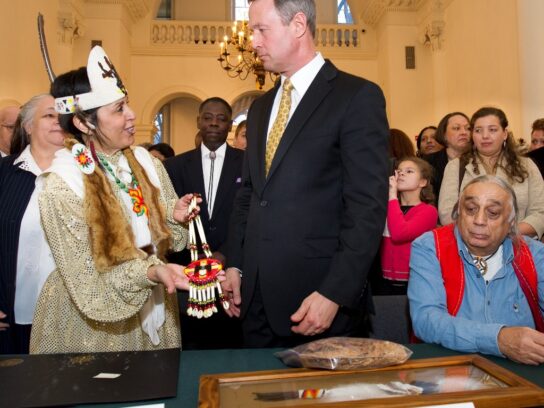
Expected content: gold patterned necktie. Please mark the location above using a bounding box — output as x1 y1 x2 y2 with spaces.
265 78 294 176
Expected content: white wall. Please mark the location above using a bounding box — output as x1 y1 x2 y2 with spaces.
0 0 534 153
517 0 544 139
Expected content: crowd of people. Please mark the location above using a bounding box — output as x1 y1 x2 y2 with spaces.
0 0 543 366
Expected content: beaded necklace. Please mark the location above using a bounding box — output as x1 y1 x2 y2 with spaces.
97 153 148 217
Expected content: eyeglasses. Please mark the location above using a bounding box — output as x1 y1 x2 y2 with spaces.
0 124 15 131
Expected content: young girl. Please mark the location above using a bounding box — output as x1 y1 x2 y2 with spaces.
378 157 438 295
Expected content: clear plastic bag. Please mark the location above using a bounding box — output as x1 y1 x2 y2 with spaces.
275 337 412 370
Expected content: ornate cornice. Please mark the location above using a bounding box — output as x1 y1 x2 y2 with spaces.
360 0 419 26
58 0 85 44
358 0 452 26
417 0 448 51
357 0 449 51
84 0 151 21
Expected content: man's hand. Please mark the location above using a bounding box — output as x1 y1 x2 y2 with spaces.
221 267 242 318
290 291 339 336
498 326 544 365
0 310 9 331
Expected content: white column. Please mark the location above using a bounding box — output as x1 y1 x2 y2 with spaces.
517 0 544 138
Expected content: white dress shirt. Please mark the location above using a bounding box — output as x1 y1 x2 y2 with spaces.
267 52 326 138
14 145 56 324
201 142 227 217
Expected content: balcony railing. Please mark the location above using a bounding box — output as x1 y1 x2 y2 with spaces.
150 20 364 50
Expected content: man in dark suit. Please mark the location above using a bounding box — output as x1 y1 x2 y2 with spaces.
164 97 244 349
222 0 389 348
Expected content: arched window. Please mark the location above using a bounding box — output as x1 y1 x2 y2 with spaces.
153 105 170 144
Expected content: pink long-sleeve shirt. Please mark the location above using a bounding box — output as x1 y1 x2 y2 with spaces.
381 199 438 281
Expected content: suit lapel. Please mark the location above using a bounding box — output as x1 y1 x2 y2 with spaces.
211 145 239 219
265 62 336 182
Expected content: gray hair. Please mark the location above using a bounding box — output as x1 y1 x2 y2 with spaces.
20 94 51 134
250 0 316 38
10 94 51 155
452 175 520 241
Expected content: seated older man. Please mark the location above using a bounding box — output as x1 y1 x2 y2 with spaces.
408 175 544 365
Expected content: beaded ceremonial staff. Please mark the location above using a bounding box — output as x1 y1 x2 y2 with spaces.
184 195 229 318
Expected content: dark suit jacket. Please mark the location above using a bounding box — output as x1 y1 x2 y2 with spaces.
0 154 37 353
422 149 449 202
164 144 244 265
528 147 544 179
227 60 389 336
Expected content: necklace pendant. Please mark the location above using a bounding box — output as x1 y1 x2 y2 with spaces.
184 258 227 318
128 186 148 216
473 257 488 276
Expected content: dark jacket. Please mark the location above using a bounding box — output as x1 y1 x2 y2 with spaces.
227 60 389 336
163 144 244 265
0 154 37 353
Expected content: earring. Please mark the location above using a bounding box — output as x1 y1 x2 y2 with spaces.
503 140 506 148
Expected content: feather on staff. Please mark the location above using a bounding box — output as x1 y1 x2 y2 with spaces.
37 13 56 83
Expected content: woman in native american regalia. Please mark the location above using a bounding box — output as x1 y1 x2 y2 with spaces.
30 46 196 354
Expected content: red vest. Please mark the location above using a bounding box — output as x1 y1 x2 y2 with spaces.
433 224 544 333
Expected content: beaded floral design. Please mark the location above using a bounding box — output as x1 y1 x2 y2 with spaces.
128 185 148 216
71 143 95 174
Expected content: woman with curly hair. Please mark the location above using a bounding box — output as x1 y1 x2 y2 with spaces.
439 107 544 238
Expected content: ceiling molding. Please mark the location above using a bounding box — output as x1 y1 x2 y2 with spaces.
58 0 85 44
359 0 452 26
417 0 448 52
84 0 150 21
360 0 418 26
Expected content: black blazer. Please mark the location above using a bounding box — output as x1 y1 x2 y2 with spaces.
422 149 449 202
528 147 544 179
0 154 37 353
164 144 244 265
227 60 389 336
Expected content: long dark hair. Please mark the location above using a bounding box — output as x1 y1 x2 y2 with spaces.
462 107 528 183
389 128 415 159
416 125 439 155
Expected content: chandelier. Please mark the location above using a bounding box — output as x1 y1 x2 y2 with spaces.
218 20 278 90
